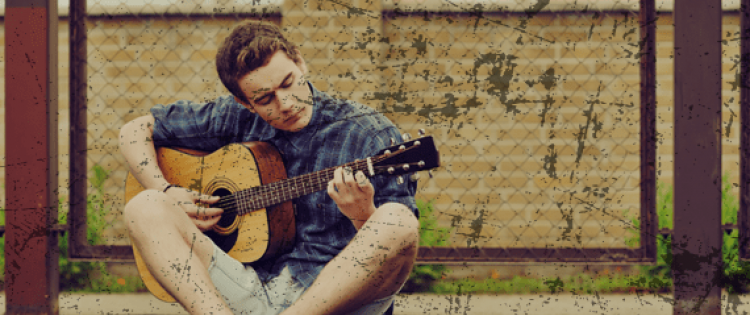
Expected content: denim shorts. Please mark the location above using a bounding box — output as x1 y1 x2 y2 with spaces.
207 243 395 315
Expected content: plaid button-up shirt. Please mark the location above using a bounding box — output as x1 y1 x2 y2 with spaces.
150 82 418 288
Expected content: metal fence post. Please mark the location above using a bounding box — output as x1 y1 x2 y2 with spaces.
4 0 60 313
68 0 92 261
639 0 657 264
673 1 722 314
739 0 750 261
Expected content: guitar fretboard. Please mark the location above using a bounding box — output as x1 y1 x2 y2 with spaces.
230 159 374 214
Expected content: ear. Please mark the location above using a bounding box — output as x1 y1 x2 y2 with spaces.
234 96 256 113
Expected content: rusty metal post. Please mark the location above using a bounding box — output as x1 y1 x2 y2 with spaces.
673 1 722 314
4 0 60 314
740 0 750 261
66 0 133 262
639 0 657 263
68 0 90 260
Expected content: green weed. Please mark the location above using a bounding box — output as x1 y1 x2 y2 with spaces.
0 165 145 293
402 199 452 293
623 172 748 293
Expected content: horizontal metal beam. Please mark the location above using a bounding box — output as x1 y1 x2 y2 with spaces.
65 245 134 262
0 225 68 237
659 224 738 237
416 247 653 264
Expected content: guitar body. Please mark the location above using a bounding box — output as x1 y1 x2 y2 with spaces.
124 142 295 302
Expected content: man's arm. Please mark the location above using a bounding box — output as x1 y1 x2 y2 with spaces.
119 114 222 231
120 115 170 191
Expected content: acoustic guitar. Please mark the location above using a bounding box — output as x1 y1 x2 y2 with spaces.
124 135 440 302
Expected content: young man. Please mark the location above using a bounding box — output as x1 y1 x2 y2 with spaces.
119 20 420 315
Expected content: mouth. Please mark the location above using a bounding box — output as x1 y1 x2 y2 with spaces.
284 108 304 123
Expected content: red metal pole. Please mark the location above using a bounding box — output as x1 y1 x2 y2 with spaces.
673 1 722 314
4 0 60 314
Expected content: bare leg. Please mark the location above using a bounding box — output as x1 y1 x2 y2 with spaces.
124 190 233 315
281 203 420 315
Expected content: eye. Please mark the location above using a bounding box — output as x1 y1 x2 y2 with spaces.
256 94 275 106
281 77 293 88
254 76 294 106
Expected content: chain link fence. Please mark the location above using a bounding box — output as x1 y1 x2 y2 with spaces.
76 0 647 261
377 8 642 255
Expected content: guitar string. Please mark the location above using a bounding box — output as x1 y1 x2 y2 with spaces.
206 142 428 215
225 160 368 212
238 159 368 202
211 156 402 212
211 157 407 213
207 157 397 215
211 166 396 215
193 141 424 213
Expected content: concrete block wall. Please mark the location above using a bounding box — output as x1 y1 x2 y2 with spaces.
0 5 743 255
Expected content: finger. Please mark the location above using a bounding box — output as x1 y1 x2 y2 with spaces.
199 194 221 205
189 189 202 200
201 206 224 216
187 204 223 218
193 216 220 232
182 203 198 217
327 180 339 198
192 217 207 231
200 215 222 225
355 171 370 189
356 172 374 196
343 166 357 188
332 167 345 193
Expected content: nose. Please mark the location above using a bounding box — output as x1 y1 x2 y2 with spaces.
276 90 295 113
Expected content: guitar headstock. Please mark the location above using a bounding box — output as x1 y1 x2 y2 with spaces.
370 134 441 181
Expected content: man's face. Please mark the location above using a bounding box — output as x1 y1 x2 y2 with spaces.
236 51 313 132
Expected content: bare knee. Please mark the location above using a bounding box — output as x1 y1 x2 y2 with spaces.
124 190 216 272
123 190 178 235
366 202 420 254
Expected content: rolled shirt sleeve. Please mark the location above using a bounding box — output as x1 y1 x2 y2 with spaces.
149 95 257 151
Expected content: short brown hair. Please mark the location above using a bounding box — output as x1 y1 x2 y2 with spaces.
216 20 300 104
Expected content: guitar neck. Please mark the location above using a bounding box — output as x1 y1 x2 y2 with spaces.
231 160 370 214
221 135 439 214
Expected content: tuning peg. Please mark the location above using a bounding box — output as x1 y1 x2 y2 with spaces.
403 133 412 141
384 149 392 155
418 129 426 136
402 164 410 171
387 167 395 174
418 161 425 168
428 170 433 178
397 176 404 184
410 173 420 182
390 138 396 145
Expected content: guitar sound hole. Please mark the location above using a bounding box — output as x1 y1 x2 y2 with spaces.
206 188 238 253
213 188 237 229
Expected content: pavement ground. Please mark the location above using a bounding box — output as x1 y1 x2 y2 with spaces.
2 292 750 315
